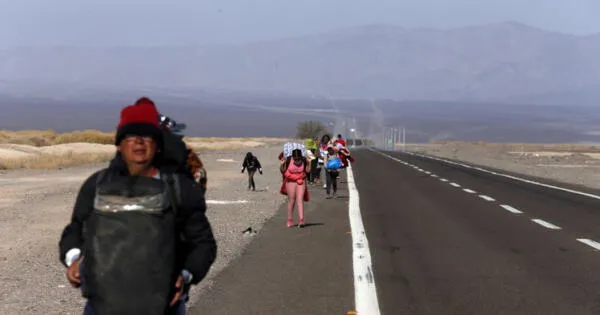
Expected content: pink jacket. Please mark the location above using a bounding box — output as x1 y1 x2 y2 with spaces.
284 161 306 184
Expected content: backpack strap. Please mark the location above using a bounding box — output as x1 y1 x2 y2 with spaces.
162 172 182 215
95 169 109 186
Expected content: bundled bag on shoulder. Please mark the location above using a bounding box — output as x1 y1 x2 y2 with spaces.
326 157 343 170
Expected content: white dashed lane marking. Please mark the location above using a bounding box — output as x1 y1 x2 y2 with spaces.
478 195 495 202
531 219 562 230
372 149 600 253
577 239 600 251
500 204 524 214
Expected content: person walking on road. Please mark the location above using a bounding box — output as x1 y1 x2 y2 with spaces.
241 151 263 191
324 144 342 198
280 149 311 228
319 134 332 189
58 101 217 315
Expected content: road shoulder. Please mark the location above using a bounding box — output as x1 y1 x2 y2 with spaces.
189 175 354 315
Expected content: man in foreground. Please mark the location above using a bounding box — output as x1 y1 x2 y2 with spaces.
58 101 217 314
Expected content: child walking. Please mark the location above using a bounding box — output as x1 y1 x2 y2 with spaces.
241 152 263 191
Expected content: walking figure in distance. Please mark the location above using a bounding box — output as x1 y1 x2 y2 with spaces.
241 152 263 191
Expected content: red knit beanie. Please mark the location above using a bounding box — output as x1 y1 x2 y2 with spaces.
114 97 162 145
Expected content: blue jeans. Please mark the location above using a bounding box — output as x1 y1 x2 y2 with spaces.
79 262 188 315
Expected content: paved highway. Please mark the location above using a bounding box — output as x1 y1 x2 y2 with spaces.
191 148 600 314
352 149 600 315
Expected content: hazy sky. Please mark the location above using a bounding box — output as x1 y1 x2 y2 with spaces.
1 0 599 48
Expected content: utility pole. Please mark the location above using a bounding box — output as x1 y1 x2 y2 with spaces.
402 127 406 151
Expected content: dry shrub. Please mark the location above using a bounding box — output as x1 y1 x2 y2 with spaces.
0 129 115 146
0 129 56 146
186 141 268 151
53 130 115 145
0 131 289 169
0 151 113 170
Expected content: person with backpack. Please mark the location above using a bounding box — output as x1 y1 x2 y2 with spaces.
58 100 217 315
280 149 311 228
241 152 263 191
319 134 333 189
324 144 343 198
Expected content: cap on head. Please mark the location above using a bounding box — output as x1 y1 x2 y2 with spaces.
114 97 162 145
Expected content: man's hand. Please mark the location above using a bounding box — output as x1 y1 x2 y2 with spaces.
170 275 185 306
259 168 263 175
66 257 82 288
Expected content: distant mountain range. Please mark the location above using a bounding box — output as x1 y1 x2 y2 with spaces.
1 21 599 105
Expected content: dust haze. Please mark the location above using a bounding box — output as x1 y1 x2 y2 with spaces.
1 1 600 144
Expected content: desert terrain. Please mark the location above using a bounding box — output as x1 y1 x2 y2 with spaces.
3 129 600 313
0 130 290 314
402 141 600 191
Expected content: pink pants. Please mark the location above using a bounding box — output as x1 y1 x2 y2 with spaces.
285 181 306 221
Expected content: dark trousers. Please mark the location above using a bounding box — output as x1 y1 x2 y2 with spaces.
247 169 256 190
326 171 338 195
313 163 322 180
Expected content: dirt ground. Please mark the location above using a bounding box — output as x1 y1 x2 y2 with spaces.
0 145 287 314
403 142 600 190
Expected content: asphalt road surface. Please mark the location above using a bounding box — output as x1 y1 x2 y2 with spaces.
189 177 355 315
189 149 600 315
352 149 600 315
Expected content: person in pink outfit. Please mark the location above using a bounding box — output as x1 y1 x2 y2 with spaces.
280 149 311 228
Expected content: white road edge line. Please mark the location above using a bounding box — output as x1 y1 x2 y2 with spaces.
531 219 562 230
206 200 249 205
463 188 476 194
500 204 523 214
478 195 495 201
347 163 382 315
577 238 600 251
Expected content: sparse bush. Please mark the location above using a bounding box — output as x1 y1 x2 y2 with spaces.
0 130 290 169
53 130 114 145
296 120 329 139
0 129 114 146
0 152 114 169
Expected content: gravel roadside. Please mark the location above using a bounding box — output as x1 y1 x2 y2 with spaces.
0 145 286 314
404 143 600 190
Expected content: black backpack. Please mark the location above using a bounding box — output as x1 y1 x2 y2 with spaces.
160 129 190 177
